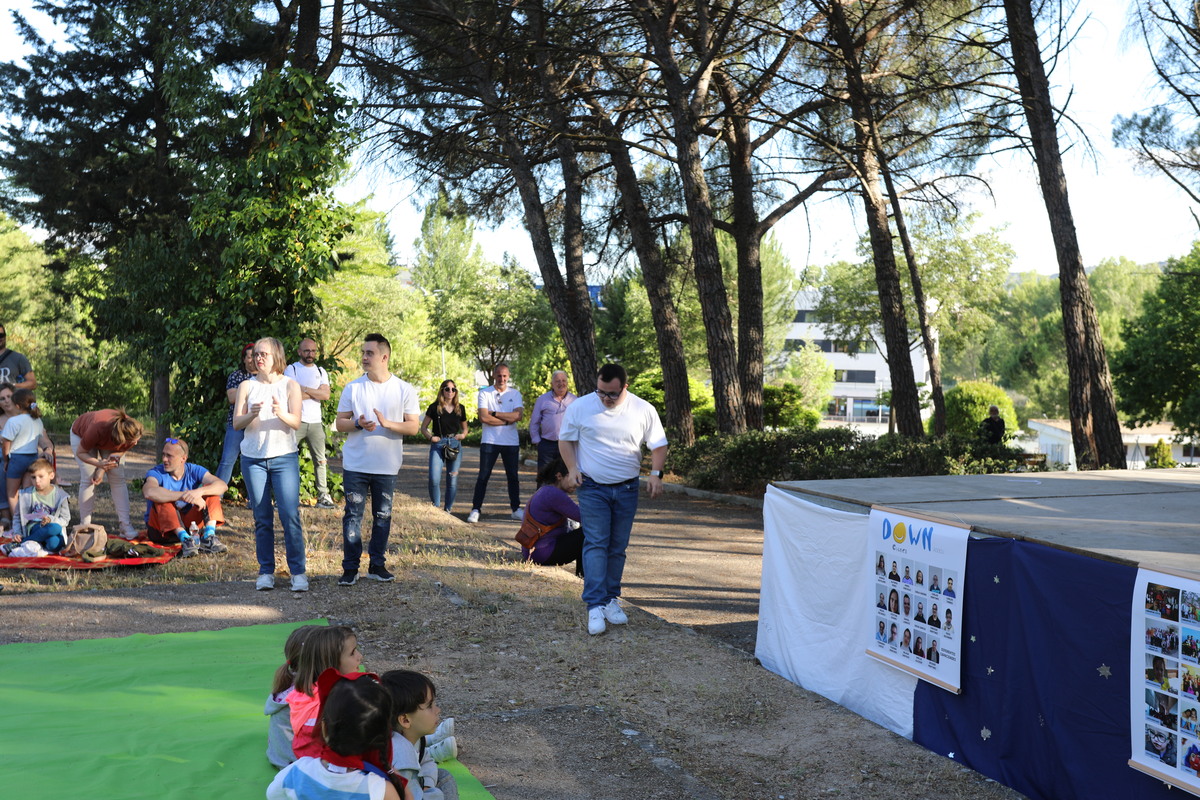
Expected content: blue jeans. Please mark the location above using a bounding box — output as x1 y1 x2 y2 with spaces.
536 439 561 474
24 521 64 553
242 452 305 576
471 442 520 511
428 441 460 510
216 422 244 485
577 476 640 609
341 470 395 572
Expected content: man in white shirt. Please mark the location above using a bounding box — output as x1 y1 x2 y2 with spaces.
466 364 524 523
333 333 420 585
559 363 668 636
284 338 334 508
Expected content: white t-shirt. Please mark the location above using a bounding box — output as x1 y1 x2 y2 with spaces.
478 385 524 447
240 376 299 459
284 362 329 424
337 373 420 474
558 391 668 484
1 413 43 454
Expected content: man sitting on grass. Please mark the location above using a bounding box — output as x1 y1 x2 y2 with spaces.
142 437 228 558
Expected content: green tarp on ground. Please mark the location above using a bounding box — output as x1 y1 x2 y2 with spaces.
0 619 493 800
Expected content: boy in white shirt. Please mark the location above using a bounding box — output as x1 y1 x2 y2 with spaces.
381 670 459 800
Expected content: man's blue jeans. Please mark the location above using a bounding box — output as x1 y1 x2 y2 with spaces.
242 452 305 576
470 443 520 511
216 421 244 485
428 441 460 511
577 475 640 609
342 470 395 572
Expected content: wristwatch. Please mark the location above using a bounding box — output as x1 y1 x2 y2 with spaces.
649 470 663 477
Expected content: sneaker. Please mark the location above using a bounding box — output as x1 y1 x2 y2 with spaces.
366 564 395 582
427 717 455 746
290 574 309 592
510 507 525 521
588 606 606 636
316 495 336 509
338 570 358 586
467 509 480 524
119 525 140 541
603 598 628 625
256 574 275 591
178 535 199 558
425 735 457 763
199 533 228 554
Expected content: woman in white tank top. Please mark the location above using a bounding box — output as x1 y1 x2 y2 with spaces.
234 337 307 592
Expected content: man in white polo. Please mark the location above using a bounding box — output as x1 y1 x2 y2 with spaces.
558 363 667 635
284 337 334 508
466 363 524 523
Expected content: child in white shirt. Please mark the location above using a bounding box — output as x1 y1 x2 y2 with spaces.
381 670 459 800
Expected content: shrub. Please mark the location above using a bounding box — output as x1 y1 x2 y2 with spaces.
668 428 1035 494
1147 439 1177 469
763 384 821 430
941 381 1017 441
39 362 149 424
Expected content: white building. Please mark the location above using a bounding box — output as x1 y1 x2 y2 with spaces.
786 289 930 435
1027 419 1200 470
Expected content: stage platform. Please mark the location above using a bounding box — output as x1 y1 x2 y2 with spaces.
759 469 1200 800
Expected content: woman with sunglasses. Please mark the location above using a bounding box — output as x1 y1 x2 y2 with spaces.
216 342 256 485
420 379 468 513
234 336 306 591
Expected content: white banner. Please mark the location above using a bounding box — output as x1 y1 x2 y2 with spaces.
1129 567 1200 796
865 507 969 693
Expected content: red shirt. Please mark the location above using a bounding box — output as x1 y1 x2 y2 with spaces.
71 410 137 453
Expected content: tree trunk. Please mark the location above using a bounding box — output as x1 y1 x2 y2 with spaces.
1003 0 1126 468
726 107 766 431
827 0 923 437
152 367 170 461
638 2 746 434
593 104 697 445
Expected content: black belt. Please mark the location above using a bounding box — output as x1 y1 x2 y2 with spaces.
583 474 639 487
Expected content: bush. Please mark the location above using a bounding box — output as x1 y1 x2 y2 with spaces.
1147 439 1177 469
38 362 149 428
940 381 1017 441
628 368 716 438
763 384 821 430
668 429 1035 495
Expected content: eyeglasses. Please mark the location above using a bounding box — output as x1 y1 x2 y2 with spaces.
596 389 622 400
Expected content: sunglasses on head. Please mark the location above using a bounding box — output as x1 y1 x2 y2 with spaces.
164 437 180 444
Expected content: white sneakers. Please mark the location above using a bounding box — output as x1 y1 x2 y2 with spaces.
510 507 524 521
602 598 628 625
589 599 629 635
256 574 275 591
290 574 309 592
466 509 480 524
428 717 454 745
425 735 457 762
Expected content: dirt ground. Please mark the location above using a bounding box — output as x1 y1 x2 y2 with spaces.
0 441 1025 800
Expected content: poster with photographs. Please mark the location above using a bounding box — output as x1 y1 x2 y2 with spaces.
1129 568 1200 795
865 507 968 693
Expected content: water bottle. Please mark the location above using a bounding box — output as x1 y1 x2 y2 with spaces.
189 521 198 539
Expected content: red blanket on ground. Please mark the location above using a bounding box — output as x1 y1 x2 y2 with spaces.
0 535 179 570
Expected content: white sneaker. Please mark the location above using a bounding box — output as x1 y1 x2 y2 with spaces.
425 735 457 762
466 509 480 524
427 717 455 745
588 607 606 635
290 574 309 592
603 598 628 625
120 525 140 541
256 574 275 591
510 507 524 521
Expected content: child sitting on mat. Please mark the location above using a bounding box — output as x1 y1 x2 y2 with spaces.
268 670 412 800
381 670 459 800
9 459 70 554
266 624 323 768
289 626 363 759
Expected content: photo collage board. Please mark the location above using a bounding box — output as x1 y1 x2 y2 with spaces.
1129 567 1200 796
866 507 968 693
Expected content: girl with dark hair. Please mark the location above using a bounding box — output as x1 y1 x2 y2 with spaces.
217 342 255 484
519 457 584 575
268 671 411 800
420 379 468 514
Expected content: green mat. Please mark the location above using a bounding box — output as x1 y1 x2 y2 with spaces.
0 620 494 800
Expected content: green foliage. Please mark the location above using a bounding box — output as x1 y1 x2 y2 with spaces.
941 381 1016 440
770 343 835 411
628 368 716 437
762 385 821 430
299 446 344 502
669 429 1033 494
1147 439 1177 469
38 354 149 422
1114 243 1200 437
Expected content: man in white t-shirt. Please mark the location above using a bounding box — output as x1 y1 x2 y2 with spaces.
559 363 667 636
284 338 334 509
466 363 524 524
332 333 420 585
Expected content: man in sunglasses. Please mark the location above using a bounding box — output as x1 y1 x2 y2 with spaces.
142 437 228 557
0 326 35 390
558 363 667 636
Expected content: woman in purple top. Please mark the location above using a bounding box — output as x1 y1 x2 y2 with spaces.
216 343 255 485
522 458 583 575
